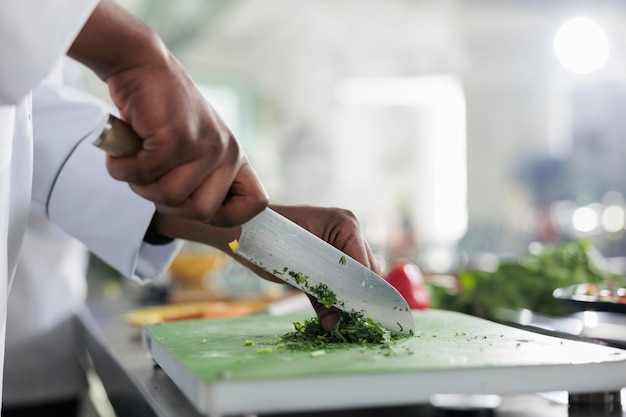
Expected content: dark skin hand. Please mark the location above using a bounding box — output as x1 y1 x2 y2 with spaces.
65 2 376 330
68 0 268 226
153 204 380 331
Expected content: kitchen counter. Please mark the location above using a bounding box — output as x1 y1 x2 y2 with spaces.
78 300 626 417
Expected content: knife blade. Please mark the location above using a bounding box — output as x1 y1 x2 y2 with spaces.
93 114 415 335
229 207 414 335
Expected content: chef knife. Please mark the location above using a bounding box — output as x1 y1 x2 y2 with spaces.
93 114 415 335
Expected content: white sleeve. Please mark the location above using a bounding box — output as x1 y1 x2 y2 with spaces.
0 0 99 105
31 79 182 282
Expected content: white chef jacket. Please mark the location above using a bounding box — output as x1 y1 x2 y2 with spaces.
4 213 90 405
3 61 183 404
0 0 181 407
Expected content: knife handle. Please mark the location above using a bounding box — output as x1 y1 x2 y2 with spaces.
93 115 143 158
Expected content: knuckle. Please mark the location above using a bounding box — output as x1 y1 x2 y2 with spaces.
251 194 270 213
189 199 219 223
330 207 360 229
160 193 187 208
326 208 362 248
209 213 236 228
218 130 241 159
131 171 157 185
146 183 189 207
108 159 160 185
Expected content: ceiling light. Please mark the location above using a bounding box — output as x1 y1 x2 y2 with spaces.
554 17 609 74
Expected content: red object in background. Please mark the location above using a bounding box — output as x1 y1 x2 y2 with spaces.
384 262 431 310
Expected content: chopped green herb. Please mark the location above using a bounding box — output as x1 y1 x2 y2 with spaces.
262 268 408 356
288 270 308 285
310 283 337 308
256 347 273 354
279 310 397 351
339 255 347 265
244 340 254 346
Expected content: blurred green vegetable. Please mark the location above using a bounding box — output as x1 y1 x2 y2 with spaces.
431 240 623 318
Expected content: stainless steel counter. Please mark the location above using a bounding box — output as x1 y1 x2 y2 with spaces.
79 309 204 417
78 302 626 417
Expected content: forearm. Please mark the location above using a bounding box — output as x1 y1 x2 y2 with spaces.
67 0 167 81
67 0 269 226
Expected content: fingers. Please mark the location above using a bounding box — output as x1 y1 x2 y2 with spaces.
210 161 269 227
307 294 341 331
128 159 268 225
123 156 217 209
105 130 190 186
106 115 234 205
363 239 381 275
104 115 268 225
103 56 268 226
330 210 380 274
106 110 230 186
271 205 378 273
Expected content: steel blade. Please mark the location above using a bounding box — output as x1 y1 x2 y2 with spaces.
231 208 414 335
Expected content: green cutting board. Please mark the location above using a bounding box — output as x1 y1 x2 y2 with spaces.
143 310 626 417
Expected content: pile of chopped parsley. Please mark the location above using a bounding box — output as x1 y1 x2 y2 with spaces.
259 264 403 352
279 311 396 351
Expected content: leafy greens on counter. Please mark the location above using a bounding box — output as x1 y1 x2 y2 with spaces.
431 240 623 318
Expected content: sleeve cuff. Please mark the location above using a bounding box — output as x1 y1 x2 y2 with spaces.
143 215 175 246
47 135 181 282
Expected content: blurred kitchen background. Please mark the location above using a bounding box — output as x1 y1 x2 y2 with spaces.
81 0 626 294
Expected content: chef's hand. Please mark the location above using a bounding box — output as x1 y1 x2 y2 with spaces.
68 0 268 226
153 204 379 331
